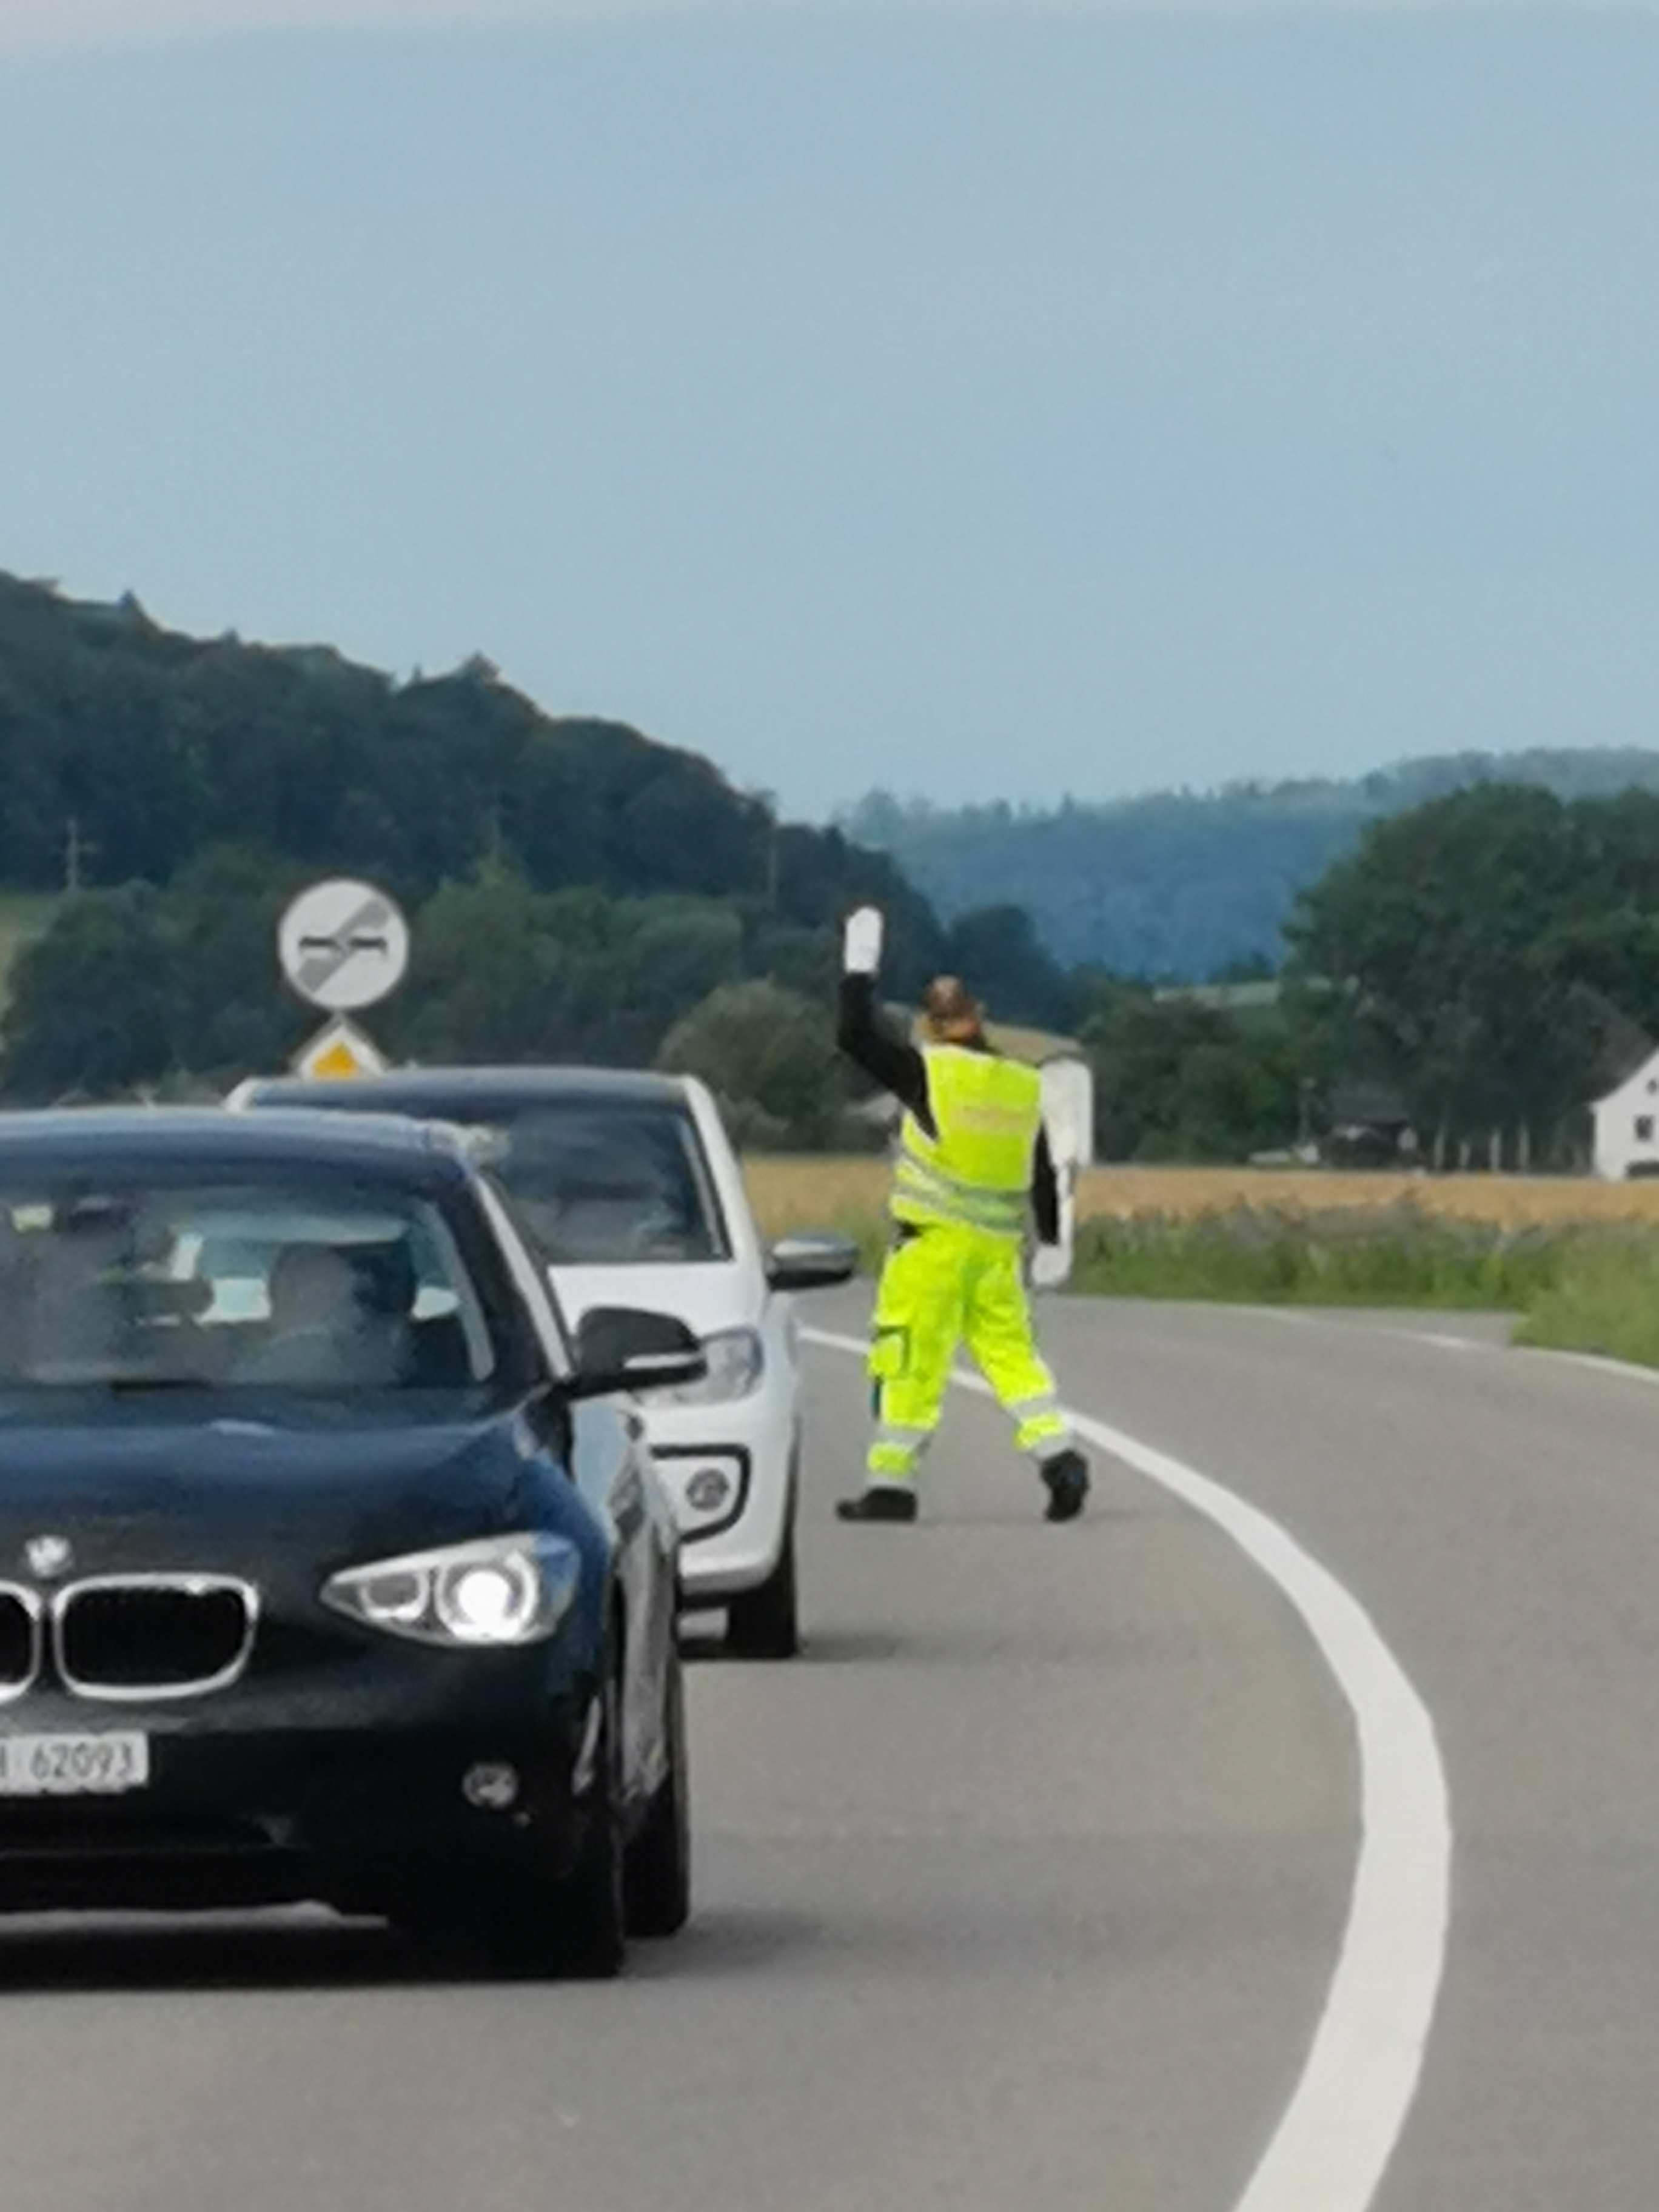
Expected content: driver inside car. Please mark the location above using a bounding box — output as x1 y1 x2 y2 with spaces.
248 1237 478 1390
238 1243 408 1388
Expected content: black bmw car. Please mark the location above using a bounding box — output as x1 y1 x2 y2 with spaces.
0 1107 697 1977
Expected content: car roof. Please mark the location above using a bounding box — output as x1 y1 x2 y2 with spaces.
0 1106 477 1191
243 1066 694 1113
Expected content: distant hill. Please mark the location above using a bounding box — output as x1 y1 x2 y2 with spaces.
0 571 939 966
840 750 1659 980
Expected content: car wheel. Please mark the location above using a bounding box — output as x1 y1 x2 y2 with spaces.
724 1518 800 1660
545 1670 628 1978
623 1639 691 1937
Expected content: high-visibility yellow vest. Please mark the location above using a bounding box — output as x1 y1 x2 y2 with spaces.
890 1047 1042 1241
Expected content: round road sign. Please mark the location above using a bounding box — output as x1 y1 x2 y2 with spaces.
278 879 409 1012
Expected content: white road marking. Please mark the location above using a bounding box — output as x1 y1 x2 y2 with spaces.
805 1324 1453 2212
1182 1304 1483 1353
1527 1345 1659 1390
1232 1305 1486 1354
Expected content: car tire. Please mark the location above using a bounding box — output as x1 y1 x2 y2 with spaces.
724 1516 800 1660
623 1640 691 1938
543 1671 628 1979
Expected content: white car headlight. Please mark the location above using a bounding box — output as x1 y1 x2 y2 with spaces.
323 1534 580 1648
654 1325 764 1407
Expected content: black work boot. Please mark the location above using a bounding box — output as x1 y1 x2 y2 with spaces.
836 1487 918 1524
1039 1449 1090 1523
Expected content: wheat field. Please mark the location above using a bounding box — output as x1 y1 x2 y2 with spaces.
743 1155 1659 1238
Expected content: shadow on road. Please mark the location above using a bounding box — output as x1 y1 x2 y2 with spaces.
619 1906 832 1980
0 1910 417 1994
682 1620 911 1666
0 1904 830 1996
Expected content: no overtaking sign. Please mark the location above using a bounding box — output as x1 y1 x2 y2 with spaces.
278 879 409 1013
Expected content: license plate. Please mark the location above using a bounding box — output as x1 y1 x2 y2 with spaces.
0 1732 150 1797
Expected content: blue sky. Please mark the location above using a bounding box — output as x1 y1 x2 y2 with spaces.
1 1 1657 820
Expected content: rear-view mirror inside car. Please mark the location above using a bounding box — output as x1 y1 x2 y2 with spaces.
764 1233 860 1293
568 1305 709 1401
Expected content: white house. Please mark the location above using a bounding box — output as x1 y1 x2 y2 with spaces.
1591 1047 1659 1179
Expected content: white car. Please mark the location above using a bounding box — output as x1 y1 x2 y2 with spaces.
230 1068 857 1657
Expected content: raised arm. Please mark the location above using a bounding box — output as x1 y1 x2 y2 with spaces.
837 907 933 1130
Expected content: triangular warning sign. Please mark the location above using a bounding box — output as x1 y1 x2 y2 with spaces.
290 1016 387 1081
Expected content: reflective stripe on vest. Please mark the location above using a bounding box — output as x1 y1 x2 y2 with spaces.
890 1047 1043 1241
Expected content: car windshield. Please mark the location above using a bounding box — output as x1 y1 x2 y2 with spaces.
0 1172 498 1395
457 1103 728 1266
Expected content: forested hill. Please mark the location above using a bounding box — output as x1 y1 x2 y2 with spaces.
842 749 1659 980
0 571 933 948
0 572 972 1125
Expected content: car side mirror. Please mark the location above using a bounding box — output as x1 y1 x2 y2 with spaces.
765 1232 860 1293
566 1305 708 1401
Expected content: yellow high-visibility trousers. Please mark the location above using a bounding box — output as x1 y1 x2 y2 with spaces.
865 1224 1071 1487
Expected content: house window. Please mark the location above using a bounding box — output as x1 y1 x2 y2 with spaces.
1637 1116 1655 1143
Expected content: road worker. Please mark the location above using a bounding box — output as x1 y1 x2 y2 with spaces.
834 904 1090 1524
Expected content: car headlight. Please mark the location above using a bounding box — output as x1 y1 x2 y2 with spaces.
654 1325 764 1407
322 1534 580 1648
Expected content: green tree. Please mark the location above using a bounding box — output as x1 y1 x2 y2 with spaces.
394 874 572 1066
395 880 753 1070
942 904 1076 1031
165 844 315 1076
0 572 942 954
1080 981 1302 1162
1285 785 1599 1156
1 885 179 1100
657 980 847 1150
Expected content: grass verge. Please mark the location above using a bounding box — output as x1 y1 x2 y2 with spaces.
1069 1204 1564 1309
743 1158 1659 1371
1510 1230 1659 1369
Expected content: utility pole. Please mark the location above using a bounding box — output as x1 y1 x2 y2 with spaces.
754 789 780 913
480 799 508 883
63 816 95 893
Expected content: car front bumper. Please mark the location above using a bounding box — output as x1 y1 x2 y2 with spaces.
0 1675 600 1916
640 1393 796 1603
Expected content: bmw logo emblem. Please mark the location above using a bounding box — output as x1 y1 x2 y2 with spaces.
24 1535 72 1581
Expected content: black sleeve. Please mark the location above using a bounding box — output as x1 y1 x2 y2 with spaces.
837 975 933 1131
1031 1123 1061 1247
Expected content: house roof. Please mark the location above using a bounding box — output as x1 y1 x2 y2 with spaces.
1329 1081 1413 1128
1590 1045 1659 1112
1565 982 1657 1103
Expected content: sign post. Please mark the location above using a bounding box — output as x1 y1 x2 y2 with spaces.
1038 1054 1093 1288
276 877 409 1079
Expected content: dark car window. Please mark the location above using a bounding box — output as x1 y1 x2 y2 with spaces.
457 1104 729 1267
0 1174 498 1395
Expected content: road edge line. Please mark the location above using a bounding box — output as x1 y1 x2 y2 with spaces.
803 1324 1453 2212
1524 1344 1659 1390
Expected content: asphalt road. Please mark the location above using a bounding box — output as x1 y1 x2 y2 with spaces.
1 1289 1657 2211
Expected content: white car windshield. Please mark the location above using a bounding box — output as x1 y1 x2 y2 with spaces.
466 1104 729 1266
